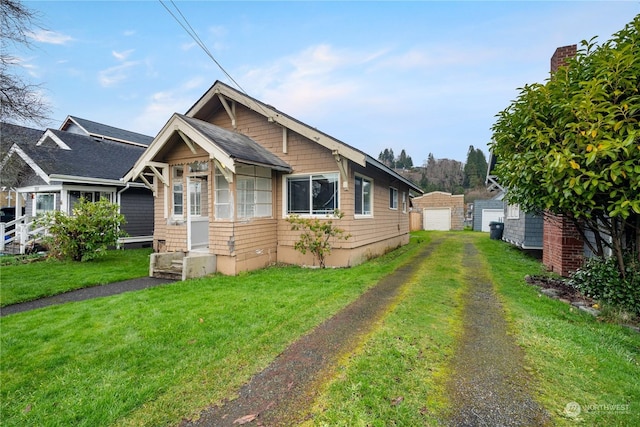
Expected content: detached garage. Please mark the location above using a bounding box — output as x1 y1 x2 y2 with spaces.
473 199 505 232
412 191 464 231
423 208 451 231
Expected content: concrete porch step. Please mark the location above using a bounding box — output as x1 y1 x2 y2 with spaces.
150 252 216 281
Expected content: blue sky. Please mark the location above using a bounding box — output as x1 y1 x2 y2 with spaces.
15 1 639 163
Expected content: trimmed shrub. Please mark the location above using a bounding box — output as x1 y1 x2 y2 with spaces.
569 255 640 315
38 198 127 262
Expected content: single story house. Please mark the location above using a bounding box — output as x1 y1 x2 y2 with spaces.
125 81 423 277
411 191 464 231
0 117 155 251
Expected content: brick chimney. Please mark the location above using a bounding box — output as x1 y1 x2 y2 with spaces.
550 44 577 73
543 44 584 277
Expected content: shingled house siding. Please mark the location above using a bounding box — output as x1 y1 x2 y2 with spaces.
119 187 154 246
503 212 543 249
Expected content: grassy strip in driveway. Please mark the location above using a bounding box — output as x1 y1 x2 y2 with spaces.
307 232 465 426
0 234 427 427
0 249 152 307
475 237 640 426
306 232 640 426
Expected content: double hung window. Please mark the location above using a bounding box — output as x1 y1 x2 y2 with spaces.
172 165 184 217
389 187 398 210
354 175 372 216
236 165 272 219
214 165 232 220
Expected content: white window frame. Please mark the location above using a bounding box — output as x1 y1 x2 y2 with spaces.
214 164 232 220
236 165 272 219
389 187 398 210
284 172 340 217
402 192 407 213
507 204 520 220
34 193 56 216
172 165 184 219
354 174 373 218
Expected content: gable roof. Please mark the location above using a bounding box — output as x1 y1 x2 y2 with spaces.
180 115 291 171
60 116 153 147
2 122 150 187
25 130 147 182
1 122 45 149
187 81 422 194
126 113 291 182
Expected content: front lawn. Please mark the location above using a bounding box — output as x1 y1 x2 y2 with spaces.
0 248 152 306
0 236 424 427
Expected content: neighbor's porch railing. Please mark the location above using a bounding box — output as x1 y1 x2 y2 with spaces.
0 216 48 254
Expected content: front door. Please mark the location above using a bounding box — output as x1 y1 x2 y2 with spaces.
187 175 209 251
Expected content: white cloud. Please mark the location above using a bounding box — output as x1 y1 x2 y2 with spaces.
98 61 140 87
123 30 136 37
133 78 208 135
112 49 135 61
27 29 73 45
240 44 387 118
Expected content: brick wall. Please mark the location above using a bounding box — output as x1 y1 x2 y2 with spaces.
551 45 577 73
543 213 584 277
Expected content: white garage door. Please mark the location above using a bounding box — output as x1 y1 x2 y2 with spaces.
423 208 451 231
482 209 504 232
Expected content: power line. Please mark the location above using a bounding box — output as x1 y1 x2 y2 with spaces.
158 0 247 95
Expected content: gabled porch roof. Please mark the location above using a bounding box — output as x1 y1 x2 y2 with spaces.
125 113 292 183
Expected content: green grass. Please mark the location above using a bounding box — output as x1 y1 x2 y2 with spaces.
2 233 638 426
306 232 640 426
0 249 152 306
0 237 422 427
475 237 640 426
307 232 465 426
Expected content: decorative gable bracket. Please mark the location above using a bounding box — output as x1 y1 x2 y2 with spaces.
333 150 348 190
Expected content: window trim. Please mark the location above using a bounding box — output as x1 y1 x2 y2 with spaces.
236 165 273 220
171 165 184 219
507 203 520 220
354 174 373 218
33 193 56 216
389 187 398 210
283 171 340 217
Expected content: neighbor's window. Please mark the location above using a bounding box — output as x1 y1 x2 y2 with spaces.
172 165 184 217
286 173 339 215
214 164 232 220
389 187 398 210
507 204 520 219
35 193 55 215
68 191 113 210
354 175 372 216
402 192 407 213
236 165 272 219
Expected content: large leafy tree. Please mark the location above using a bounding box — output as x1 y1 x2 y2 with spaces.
490 15 640 277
